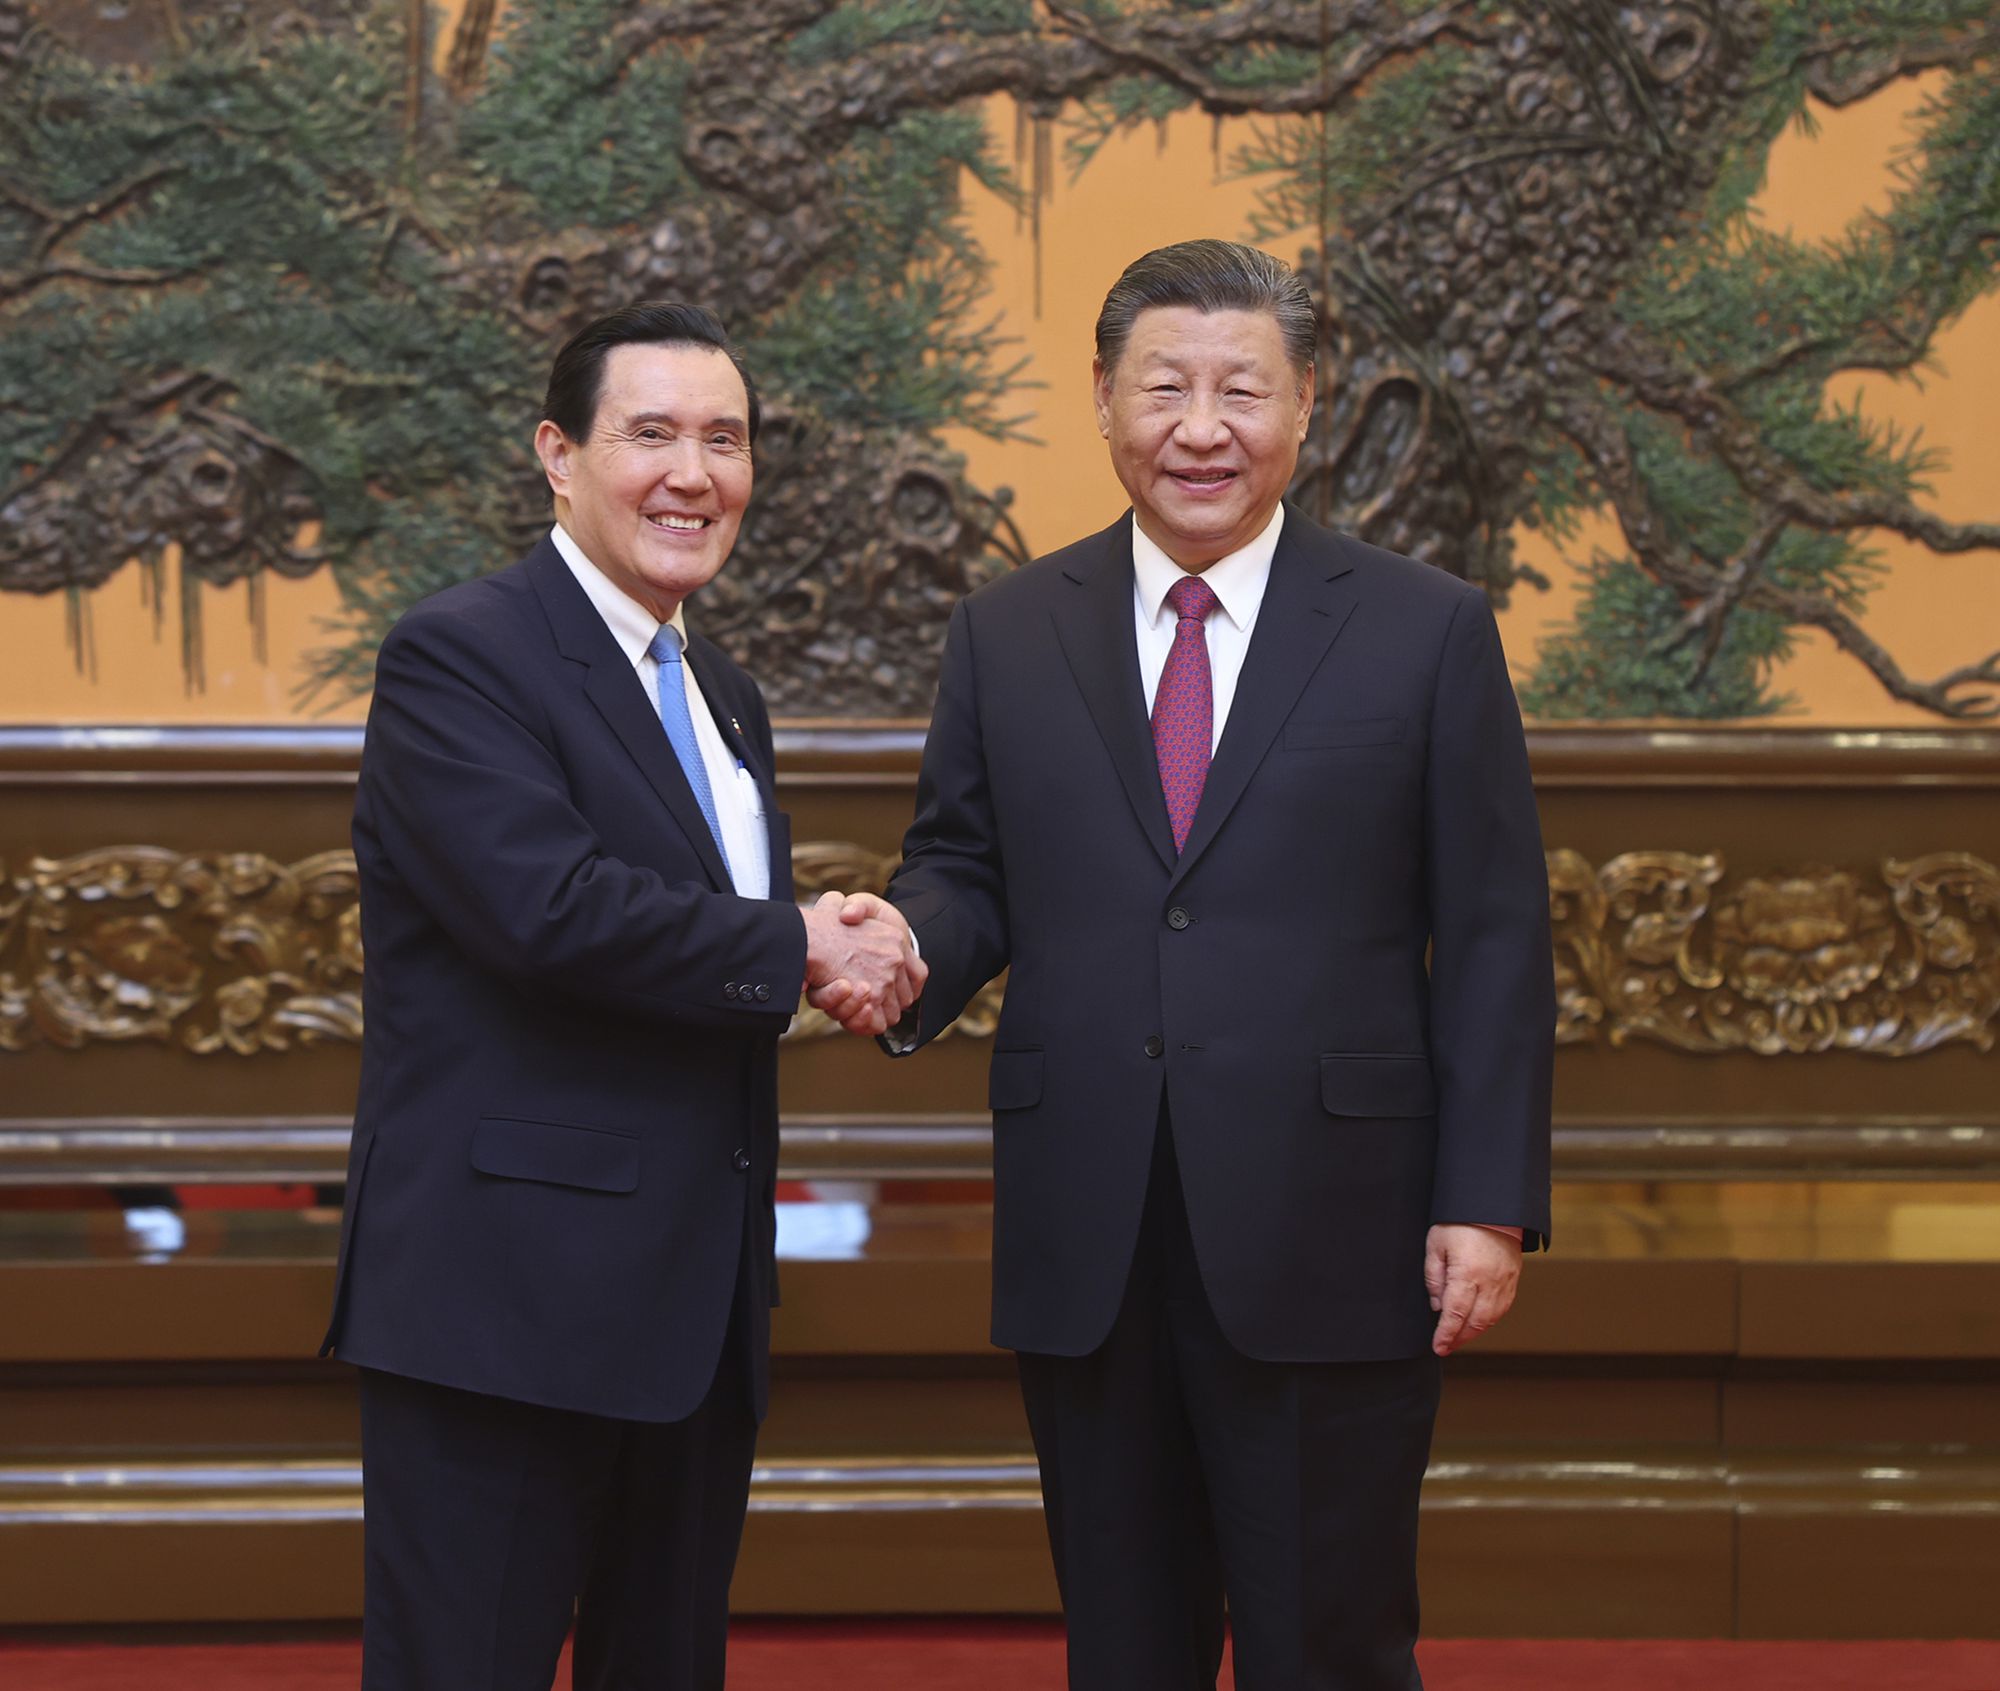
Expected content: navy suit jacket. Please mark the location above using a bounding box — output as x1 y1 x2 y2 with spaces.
886 507 1554 1362
322 537 806 1423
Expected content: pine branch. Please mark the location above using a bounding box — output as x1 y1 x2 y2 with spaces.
1038 0 1491 115
1547 387 1723 602
1 165 181 260
0 370 208 507
1658 511 1789 676
599 0 839 90
648 1 1490 150
1746 578 2000 718
182 401 307 462
1558 325 1999 718
1800 22 2000 108
1716 307 1944 389
1590 320 2000 555
0 161 194 300
711 33 1113 131
446 0 501 95
0 259 190 303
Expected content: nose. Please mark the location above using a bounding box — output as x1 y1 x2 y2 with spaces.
660 437 712 492
1172 394 1229 451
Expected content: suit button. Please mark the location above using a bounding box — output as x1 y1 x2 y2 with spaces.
754 984 771 1003
723 981 740 1000
1143 1035 1164 1059
733 1148 751 1171
1167 907 1190 930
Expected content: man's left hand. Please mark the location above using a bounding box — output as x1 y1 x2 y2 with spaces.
1424 1224 1523 1356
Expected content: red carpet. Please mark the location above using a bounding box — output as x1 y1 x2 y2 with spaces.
3 1624 1999 1689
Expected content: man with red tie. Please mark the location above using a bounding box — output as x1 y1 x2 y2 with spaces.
824 241 1554 1688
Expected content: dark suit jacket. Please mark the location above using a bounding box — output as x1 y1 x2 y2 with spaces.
886 507 1554 1363
321 537 807 1424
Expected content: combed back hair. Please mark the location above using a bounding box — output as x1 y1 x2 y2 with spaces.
541 301 761 445
1094 240 1317 383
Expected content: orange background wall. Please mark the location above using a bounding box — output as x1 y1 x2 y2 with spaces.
1 75 1991 727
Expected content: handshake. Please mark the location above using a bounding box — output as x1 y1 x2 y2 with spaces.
800 890 927 1038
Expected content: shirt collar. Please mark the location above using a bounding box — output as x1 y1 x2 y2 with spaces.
1130 503 1285 632
550 523 688 667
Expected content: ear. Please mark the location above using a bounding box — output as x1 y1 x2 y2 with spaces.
1293 363 1316 441
533 419 574 500
1092 357 1114 442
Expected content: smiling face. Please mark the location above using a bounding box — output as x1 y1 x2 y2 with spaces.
533 341 754 621
1093 305 1313 572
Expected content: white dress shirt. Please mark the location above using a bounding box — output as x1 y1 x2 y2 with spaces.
1131 503 1285 751
551 524 771 899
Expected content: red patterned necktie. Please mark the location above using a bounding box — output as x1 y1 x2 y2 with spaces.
1152 575 1220 853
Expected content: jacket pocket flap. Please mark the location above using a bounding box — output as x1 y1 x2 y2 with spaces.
1284 715 1404 750
1319 1054 1437 1118
471 1116 640 1193
988 1047 1045 1111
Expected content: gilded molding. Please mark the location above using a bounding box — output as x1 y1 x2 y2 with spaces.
1550 849 2000 1056
4 844 1993 1057
0 847 362 1055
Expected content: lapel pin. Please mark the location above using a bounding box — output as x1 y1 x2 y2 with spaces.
730 716 742 735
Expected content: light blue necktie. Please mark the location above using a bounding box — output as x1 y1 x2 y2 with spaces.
647 626 733 882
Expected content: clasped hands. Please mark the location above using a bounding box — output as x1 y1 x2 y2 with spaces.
801 891 925 1038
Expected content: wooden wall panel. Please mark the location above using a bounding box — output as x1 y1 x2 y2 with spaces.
1740 1504 2000 1640
4 726 1995 1168
3 726 1999 1634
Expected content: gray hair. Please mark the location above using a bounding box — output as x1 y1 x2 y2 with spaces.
1094 240 1317 380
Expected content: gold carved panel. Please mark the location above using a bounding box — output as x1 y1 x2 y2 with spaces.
0 848 362 1055
3 844 1994 1058
1550 850 1999 1056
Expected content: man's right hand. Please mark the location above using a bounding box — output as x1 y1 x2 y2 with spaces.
800 891 925 1037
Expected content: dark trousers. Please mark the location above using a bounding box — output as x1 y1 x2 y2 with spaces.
358 1295 756 1691
1018 1117 1441 1691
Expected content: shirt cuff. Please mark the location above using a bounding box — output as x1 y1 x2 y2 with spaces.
1458 1223 1525 1243
876 1004 922 1058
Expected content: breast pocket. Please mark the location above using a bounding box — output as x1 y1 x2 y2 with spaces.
1283 716 1405 751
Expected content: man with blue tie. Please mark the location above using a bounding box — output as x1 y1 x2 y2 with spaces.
323 302 923 1691
824 241 1554 1688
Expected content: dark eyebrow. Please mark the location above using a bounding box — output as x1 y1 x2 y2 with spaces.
625 410 749 434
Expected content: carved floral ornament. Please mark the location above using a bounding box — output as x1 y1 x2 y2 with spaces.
1 846 1994 1059
0 847 363 1056
1548 850 1999 1056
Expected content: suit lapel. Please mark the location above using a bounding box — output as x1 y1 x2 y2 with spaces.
1170 509 1358 888
526 544 733 893
1051 518 1178 874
